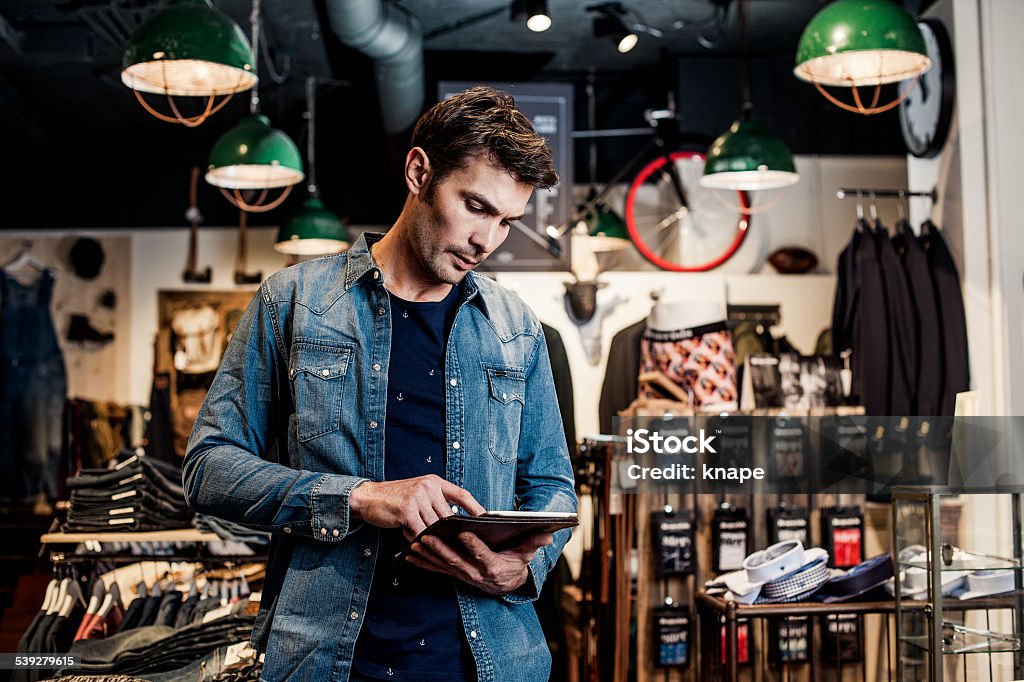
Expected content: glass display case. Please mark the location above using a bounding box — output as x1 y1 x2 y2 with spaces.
893 487 1024 681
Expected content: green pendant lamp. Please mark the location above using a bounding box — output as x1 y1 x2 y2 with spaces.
701 113 799 191
583 204 631 252
794 0 930 114
205 0 303 212
702 0 798 192
276 78 350 257
121 0 256 125
206 114 304 190
276 198 349 256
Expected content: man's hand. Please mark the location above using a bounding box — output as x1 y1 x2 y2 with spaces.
349 474 485 539
405 531 554 596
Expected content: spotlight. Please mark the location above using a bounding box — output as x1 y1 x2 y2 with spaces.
588 3 640 53
511 0 551 32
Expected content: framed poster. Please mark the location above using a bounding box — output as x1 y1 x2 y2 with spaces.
157 290 254 457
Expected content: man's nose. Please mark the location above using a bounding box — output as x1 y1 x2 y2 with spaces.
468 221 501 254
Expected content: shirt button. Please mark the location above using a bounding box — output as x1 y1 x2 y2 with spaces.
449 378 458 386
451 505 459 513
283 527 292 534
321 369 330 377
332 529 340 537
502 392 507 400
320 528 328 535
370 420 378 429
363 548 372 557
373 271 380 280
289 369 296 378
378 307 386 316
452 441 460 450
350 611 359 620
372 363 381 372
469 630 478 639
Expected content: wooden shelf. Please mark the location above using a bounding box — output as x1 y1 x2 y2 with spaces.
41 529 221 544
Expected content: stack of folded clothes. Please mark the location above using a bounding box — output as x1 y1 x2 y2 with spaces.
60 612 255 676
64 454 192 532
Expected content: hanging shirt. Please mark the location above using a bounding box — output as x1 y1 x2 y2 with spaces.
898 219 943 416
922 221 970 415
352 282 473 682
875 224 917 415
854 222 892 415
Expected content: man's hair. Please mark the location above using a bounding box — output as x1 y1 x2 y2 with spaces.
411 86 559 195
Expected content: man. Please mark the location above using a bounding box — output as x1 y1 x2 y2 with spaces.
183 86 578 682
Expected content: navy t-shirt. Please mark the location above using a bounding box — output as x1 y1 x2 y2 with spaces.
352 282 473 681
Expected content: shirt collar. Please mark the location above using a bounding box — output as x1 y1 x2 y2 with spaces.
344 231 490 318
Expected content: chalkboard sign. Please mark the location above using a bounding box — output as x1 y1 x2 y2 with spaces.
653 607 691 667
821 613 862 664
438 82 573 271
821 506 864 569
652 509 695 576
770 616 810 664
712 506 750 574
768 505 809 546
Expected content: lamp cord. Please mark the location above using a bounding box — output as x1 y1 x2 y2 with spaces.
305 76 318 197
738 0 752 115
249 0 261 114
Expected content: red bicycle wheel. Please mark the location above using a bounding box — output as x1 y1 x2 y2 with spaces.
624 150 751 272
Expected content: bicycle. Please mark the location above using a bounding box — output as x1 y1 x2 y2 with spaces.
558 97 752 272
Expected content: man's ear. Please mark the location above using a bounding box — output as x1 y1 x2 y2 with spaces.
405 147 431 196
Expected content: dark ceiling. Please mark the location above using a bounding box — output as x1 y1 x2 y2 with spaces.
0 0 927 229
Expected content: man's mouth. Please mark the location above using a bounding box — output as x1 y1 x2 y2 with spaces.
452 253 479 269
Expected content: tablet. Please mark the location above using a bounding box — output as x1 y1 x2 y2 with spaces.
395 511 579 560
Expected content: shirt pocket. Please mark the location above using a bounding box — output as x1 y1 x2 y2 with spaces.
485 366 525 464
289 342 354 442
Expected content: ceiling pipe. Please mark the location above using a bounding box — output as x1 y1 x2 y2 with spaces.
323 0 424 134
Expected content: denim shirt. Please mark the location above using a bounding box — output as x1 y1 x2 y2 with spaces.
183 233 578 682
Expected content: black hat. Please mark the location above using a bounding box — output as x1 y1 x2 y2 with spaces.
69 237 105 280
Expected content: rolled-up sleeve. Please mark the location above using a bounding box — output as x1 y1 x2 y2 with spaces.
182 283 367 542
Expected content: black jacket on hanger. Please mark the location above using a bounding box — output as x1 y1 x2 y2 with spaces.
898 219 944 416
922 220 970 415
876 224 917 415
832 228 861 359
598 319 647 434
541 323 576 454
855 222 892 415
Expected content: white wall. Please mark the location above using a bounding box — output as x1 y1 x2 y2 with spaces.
0 234 131 403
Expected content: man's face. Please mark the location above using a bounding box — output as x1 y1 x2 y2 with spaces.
409 153 534 285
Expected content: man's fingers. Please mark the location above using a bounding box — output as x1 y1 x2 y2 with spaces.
440 482 486 516
459 532 495 562
511 532 554 553
405 551 452 577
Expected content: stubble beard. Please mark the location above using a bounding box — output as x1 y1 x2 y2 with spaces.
412 198 482 286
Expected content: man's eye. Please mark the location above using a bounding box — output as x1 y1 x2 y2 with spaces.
467 203 485 214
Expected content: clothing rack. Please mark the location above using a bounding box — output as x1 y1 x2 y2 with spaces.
836 186 939 203
43 529 267 565
49 551 265 564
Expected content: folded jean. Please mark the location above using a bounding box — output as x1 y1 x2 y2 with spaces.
142 646 229 682
64 617 253 675
196 516 270 545
72 485 189 512
69 457 185 503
